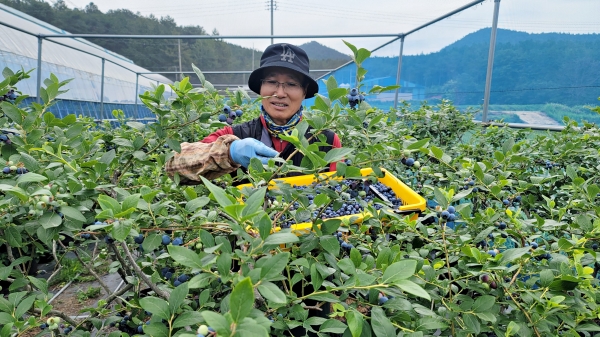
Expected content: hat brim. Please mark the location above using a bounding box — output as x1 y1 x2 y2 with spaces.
248 63 319 99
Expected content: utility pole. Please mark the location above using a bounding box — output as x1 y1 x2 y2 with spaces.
178 39 182 81
268 0 277 44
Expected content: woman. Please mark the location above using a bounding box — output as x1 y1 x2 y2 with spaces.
166 43 341 184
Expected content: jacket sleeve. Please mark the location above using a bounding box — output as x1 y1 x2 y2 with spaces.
165 134 241 184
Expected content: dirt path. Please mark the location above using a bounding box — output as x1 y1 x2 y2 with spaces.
507 111 560 125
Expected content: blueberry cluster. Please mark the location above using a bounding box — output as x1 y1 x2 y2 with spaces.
346 88 364 109
401 157 420 168
462 177 477 191
335 231 354 250
0 132 13 145
268 180 403 228
480 274 497 289
544 160 558 169
218 105 243 125
502 195 522 207
438 205 458 222
2 163 28 174
0 89 17 102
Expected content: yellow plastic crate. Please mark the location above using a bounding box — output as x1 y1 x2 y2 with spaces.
237 168 426 234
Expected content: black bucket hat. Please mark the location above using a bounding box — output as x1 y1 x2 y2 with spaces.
248 43 319 98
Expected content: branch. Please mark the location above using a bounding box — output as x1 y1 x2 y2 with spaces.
106 240 132 283
120 241 170 300
57 240 112 297
31 308 78 327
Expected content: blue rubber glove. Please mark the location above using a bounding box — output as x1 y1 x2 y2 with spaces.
230 138 279 168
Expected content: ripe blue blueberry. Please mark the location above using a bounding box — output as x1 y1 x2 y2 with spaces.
487 250 497 257
503 199 510 205
138 326 143 333
378 296 388 304
226 117 233 125
161 235 171 245
498 222 507 230
440 210 450 219
172 237 183 246
448 214 456 221
531 242 538 249
514 195 522 202
405 158 415 166
218 114 226 122
173 280 182 287
228 111 236 119
2 167 10 174
178 274 189 282
350 88 358 96
235 109 243 117
447 206 455 214
134 234 144 244
165 271 173 280
223 105 232 114
40 323 47 329
592 243 598 250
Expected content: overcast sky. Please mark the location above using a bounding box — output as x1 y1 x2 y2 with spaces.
53 0 600 57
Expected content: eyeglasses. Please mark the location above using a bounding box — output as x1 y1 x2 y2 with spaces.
261 79 303 94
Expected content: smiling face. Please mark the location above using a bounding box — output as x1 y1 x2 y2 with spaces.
259 67 307 125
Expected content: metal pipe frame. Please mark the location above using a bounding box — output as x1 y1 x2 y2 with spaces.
36 36 42 104
482 0 501 123
39 33 403 39
135 69 333 75
393 36 405 110
100 58 105 119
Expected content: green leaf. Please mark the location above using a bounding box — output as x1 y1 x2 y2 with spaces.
323 147 354 163
0 313 13 325
0 102 23 123
305 292 340 303
27 276 48 295
230 277 254 323
346 310 363 337
167 245 204 270
406 138 429 150
475 312 496 323
97 194 121 213
462 313 481 334
320 236 340 257
258 252 290 281
142 233 162 252
343 40 358 55
143 323 169 337
498 247 531 265
201 311 231 336
111 221 132 242
395 279 431 301
320 319 347 334
16 172 47 184
200 176 232 207
14 295 35 319
185 197 210 213
99 150 116 165
472 295 495 313
264 232 299 245
257 281 287 304
121 194 141 212
328 88 347 102
371 307 396 337
539 269 555 287
59 206 86 222
381 260 417 283
172 311 203 328
139 297 170 321
236 321 269 337
5 227 22 247
325 75 338 92
242 187 266 217
355 48 371 64
169 282 188 313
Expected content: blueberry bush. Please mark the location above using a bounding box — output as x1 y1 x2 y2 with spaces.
0 42 599 337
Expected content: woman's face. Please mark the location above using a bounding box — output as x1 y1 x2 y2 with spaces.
260 67 306 125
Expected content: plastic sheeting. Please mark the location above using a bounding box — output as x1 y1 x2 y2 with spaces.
0 4 172 104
